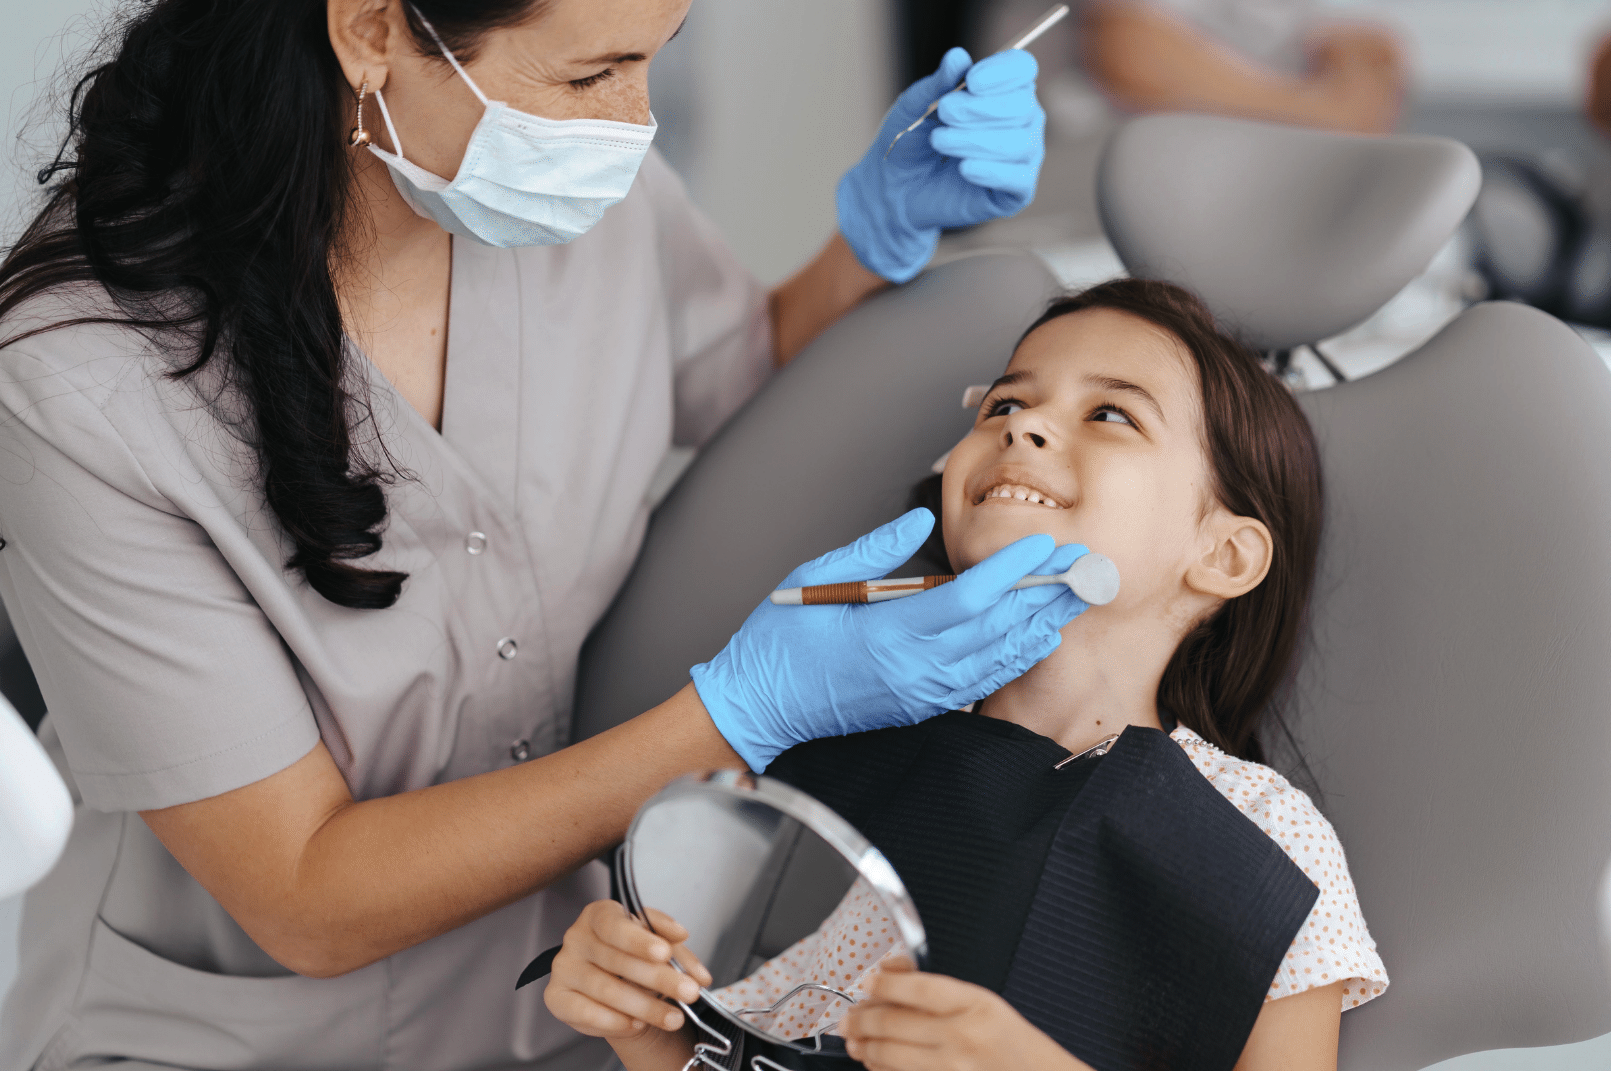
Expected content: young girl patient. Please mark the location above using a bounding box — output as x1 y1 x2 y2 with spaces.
543 280 1387 1071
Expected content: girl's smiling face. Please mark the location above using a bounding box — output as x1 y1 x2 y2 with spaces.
942 307 1239 623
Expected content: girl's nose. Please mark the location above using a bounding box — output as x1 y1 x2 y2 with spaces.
1004 430 1048 448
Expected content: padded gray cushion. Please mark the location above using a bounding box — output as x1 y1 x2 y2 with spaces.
1099 114 1481 352
571 252 1059 743
1296 302 1611 1069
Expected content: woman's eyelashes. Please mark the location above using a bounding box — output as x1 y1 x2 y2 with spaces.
984 396 1025 418
568 68 616 90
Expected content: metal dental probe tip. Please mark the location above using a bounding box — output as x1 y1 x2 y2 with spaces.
884 3 1071 159
770 551 1120 607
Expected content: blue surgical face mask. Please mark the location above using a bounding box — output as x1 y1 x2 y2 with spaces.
368 14 656 249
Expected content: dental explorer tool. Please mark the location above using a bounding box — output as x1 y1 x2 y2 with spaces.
770 551 1120 607
885 4 1071 158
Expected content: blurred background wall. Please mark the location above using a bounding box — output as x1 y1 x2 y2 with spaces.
0 1 103 246
1333 0 1607 104
649 1 893 285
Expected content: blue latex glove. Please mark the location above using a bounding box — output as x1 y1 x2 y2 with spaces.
837 47 1046 283
691 509 1090 772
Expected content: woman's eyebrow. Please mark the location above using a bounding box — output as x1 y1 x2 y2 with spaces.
573 18 685 67
574 50 649 65
1085 373 1165 422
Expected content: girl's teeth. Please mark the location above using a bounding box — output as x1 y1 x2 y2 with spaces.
983 484 1061 507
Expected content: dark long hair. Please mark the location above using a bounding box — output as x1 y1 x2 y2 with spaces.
0 0 539 609
912 279 1323 764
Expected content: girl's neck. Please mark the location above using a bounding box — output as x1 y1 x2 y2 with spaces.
975 611 1178 755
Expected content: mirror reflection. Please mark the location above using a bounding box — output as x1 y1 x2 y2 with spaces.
623 774 923 1044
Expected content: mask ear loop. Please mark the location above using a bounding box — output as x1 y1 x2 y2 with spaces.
409 6 491 106
373 6 491 163
372 88 406 158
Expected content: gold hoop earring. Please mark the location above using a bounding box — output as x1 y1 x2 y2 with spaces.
348 80 373 148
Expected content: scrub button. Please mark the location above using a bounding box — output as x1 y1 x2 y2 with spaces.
510 739 531 762
497 637 519 660
466 532 487 555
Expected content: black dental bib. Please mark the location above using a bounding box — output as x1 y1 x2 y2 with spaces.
764 712 1320 1071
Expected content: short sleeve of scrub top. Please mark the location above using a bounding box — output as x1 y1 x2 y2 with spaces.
0 146 775 1071
0 325 324 809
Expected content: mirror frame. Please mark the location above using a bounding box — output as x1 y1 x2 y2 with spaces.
619 769 928 1055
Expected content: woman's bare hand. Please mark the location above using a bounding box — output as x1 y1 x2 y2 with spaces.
544 900 712 1040
1305 24 1406 134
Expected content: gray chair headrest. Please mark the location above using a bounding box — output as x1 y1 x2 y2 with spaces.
1098 114 1481 351
1295 302 1611 1068
572 252 1060 742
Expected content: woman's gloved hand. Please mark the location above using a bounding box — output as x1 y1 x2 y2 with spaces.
691 509 1089 772
837 47 1046 284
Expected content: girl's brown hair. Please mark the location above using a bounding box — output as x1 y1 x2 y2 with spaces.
912 278 1323 764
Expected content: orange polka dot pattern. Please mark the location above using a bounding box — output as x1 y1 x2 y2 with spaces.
711 877 899 1041
712 726 1389 1034
1170 725 1389 1011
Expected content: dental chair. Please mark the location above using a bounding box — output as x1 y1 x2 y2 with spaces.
575 115 1611 1069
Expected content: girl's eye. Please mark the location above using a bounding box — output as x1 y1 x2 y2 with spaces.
986 399 1025 418
569 68 616 90
1090 406 1133 426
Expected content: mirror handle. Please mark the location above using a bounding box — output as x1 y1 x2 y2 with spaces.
514 945 561 989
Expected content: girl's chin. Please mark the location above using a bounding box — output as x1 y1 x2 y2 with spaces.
953 522 1079 566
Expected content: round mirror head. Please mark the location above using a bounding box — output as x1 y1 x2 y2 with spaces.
622 770 926 1051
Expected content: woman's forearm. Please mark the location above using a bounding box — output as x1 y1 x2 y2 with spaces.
769 232 887 366
1081 3 1402 134
1084 2 1299 118
143 683 742 977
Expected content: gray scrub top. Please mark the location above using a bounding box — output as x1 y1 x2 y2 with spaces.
0 148 773 1071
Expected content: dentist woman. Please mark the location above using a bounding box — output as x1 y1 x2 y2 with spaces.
0 1 1076 1068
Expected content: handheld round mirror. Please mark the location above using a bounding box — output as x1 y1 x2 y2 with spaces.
620 770 927 1069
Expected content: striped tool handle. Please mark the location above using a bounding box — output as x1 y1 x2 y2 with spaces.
774 576 957 605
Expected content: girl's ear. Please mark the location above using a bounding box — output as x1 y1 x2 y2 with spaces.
1186 509 1273 600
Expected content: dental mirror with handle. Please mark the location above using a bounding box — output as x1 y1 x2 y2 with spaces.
769 550 1120 607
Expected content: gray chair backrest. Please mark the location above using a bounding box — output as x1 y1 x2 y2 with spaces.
1295 301 1611 1069
571 251 1059 742
1098 113 1481 351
